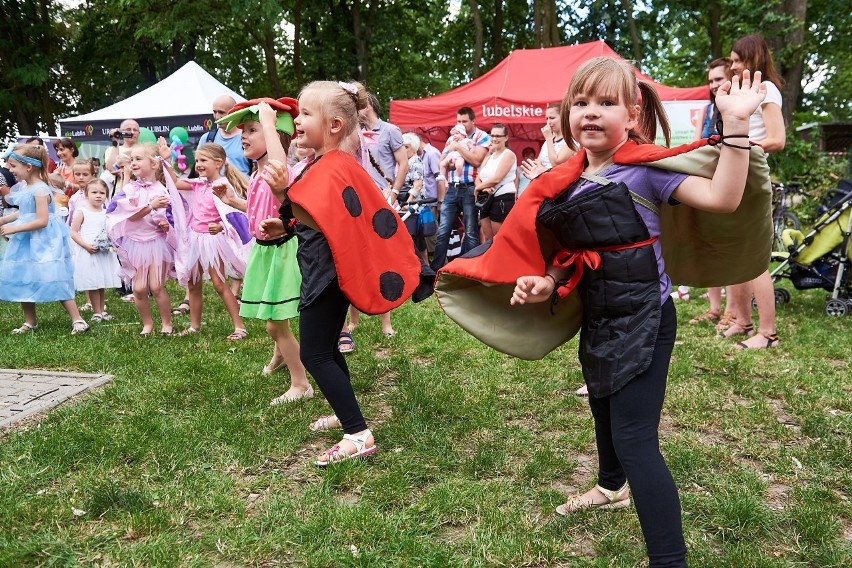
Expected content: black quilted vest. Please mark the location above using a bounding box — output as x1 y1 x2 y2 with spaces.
537 179 662 398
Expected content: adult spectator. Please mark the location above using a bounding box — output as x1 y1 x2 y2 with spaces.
359 92 408 205
104 119 140 173
430 106 490 271
399 133 428 259
474 123 517 242
25 137 57 172
415 133 445 260
723 34 785 350
198 95 251 176
694 58 732 141
52 137 79 192
521 102 575 183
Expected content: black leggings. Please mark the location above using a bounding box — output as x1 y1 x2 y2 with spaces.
588 299 687 567
299 281 367 434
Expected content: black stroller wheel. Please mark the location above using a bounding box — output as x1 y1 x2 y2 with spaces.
825 299 848 317
775 288 791 304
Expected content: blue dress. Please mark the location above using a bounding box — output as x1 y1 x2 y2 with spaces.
0 181 75 302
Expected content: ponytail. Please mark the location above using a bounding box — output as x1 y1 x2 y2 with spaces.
222 162 249 197
634 82 670 147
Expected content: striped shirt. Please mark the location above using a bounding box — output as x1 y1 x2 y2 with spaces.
442 127 491 184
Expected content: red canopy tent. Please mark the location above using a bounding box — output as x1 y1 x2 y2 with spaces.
389 40 708 153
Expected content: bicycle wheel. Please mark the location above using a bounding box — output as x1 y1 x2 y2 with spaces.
772 211 801 253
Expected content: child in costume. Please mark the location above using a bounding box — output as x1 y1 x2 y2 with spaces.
68 158 100 312
106 144 176 336
0 144 89 335
259 80 426 465
70 179 121 321
436 58 771 567
213 97 311 404
160 141 251 340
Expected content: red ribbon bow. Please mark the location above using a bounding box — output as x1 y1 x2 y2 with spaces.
550 236 659 299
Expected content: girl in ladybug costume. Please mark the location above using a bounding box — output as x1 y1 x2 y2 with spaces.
260 81 427 466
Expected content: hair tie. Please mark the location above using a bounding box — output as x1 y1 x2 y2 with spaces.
338 81 359 100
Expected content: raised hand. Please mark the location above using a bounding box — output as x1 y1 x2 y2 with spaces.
714 69 766 123
261 159 290 193
521 158 546 180
258 101 277 127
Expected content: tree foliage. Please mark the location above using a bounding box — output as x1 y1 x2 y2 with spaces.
1 0 849 145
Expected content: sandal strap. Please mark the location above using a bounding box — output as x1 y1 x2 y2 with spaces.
342 431 372 453
595 482 629 503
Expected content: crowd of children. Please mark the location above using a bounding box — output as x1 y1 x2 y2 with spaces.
1 48 779 565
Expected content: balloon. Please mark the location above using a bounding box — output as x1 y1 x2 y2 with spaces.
138 127 157 144
169 126 189 145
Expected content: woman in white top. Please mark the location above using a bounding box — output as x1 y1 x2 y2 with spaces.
474 123 517 241
721 34 786 349
520 103 577 184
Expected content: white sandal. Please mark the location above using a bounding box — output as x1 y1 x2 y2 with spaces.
71 320 90 335
315 431 377 467
556 482 631 515
11 322 38 334
309 414 340 432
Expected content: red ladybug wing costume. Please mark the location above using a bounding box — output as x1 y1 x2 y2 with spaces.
287 150 422 315
435 139 773 360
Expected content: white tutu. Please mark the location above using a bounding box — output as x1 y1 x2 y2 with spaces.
115 237 175 286
183 230 247 283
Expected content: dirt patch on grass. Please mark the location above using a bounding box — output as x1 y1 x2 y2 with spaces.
437 523 470 544
767 398 801 433
764 480 791 511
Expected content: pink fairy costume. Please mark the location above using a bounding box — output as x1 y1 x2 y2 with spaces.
175 178 252 284
105 179 175 286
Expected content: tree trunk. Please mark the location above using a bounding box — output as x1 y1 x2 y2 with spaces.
492 0 504 62
350 0 379 83
467 0 483 78
775 0 808 125
532 0 541 48
620 0 642 69
707 0 722 58
540 0 559 47
263 25 282 95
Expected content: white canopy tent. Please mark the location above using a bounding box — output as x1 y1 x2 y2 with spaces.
59 61 245 142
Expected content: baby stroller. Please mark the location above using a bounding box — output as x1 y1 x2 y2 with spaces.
399 196 438 255
770 179 852 316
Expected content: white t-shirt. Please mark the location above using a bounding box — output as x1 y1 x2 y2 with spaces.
749 81 782 143
479 149 517 197
538 137 567 169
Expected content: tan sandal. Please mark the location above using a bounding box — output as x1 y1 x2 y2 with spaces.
735 333 781 350
226 328 248 341
718 323 754 339
270 386 314 406
689 310 720 325
714 312 735 331
555 483 631 515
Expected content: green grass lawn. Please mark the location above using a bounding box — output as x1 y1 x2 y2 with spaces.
1 283 850 567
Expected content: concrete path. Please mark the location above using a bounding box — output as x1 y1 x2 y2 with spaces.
0 368 113 430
